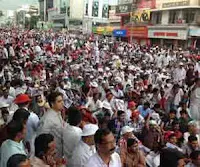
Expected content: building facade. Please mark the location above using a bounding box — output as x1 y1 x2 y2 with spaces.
39 0 84 30
83 0 120 34
114 0 155 44
149 0 200 48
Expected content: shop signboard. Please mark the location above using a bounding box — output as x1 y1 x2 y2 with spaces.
116 3 132 14
148 29 188 40
113 29 127 37
125 26 148 37
162 0 190 8
189 29 200 37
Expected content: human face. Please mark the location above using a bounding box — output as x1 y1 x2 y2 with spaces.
177 159 185 167
173 124 180 131
129 142 139 153
98 133 116 156
52 95 64 111
124 132 133 139
169 136 177 145
46 140 56 157
19 159 31 167
190 140 199 150
119 113 126 122
86 135 95 146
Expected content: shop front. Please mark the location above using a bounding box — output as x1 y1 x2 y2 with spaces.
92 26 118 36
112 29 127 41
124 26 149 45
189 28 200 49
148 26 188 48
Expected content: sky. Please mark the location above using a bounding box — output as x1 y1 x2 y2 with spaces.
0 0 38 10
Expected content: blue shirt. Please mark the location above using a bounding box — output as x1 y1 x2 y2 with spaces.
137 105 152 118
0 139 27 167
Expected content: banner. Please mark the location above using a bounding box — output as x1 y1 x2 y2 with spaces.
130 10 150 23
137 0 156 9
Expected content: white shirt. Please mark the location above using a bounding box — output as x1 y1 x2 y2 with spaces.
85 152 122 167
37 109 64 157
63 124 82 159
69 140 96 167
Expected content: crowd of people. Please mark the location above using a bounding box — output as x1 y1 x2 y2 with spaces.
0 28 200 167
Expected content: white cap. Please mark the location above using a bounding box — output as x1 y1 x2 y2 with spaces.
105 67 110 71
121 126 134 135
179 62 184 66
102 101 112 110
0 101 9 108
115 77 122 84
149 120 158 126
90 81 98 88
98 68 103 72
82 124 99 136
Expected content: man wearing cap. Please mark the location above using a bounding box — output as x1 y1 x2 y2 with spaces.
68 124 98 167
14 94 39 156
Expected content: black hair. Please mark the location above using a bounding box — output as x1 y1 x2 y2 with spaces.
188 135 198 143
68 106 82 126
172 120 179 127
35 134 54 159
117 110 125 117
7 120 24 140
160 148 185 167
7 154 28 167
94 128 111 144
180 110 187 115
127 138 138 147
12 108 30 123
144 102 150 107
190 150 200 160
47 91 63 107
168 133 176 140
169 109 177 114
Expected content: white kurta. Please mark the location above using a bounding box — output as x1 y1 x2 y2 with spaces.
63 124 82 160
190 87 200 121
69 140 96 167
85 152 122 167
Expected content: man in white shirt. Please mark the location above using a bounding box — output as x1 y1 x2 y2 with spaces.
85 128 122 167
69 124 98 167
173 63 186 85
63 107 82 160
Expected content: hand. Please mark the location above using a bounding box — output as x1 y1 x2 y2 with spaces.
44 155 57 167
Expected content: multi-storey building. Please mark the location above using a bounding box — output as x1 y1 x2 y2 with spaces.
83 0 120 34
149 0 200 48
39 0 84 30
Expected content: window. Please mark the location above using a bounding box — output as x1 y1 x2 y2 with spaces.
152 11 162 24
92 1 99 17
183 9 196 23
85 3 88 16
102 4 109 18
169 10 178 24
60 0 66 14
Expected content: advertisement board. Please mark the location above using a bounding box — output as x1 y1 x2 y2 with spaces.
116 3 132 14
113 29 127 37
130 10 150 23
148 29 188 40
137 0 156 9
